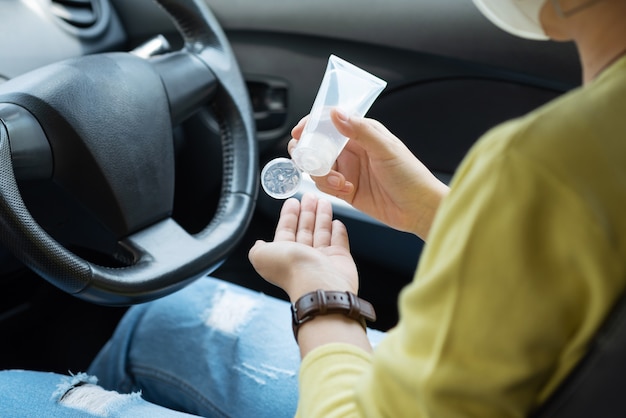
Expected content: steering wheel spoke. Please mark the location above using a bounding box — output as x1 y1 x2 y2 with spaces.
0 103 53 181
150 51 218 126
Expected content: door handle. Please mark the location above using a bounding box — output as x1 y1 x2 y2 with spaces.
247 79 288 132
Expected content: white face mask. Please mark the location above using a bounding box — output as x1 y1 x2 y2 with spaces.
473 0 549 40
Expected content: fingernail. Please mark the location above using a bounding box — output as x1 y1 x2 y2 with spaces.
327 175 341 187
335 108 349 122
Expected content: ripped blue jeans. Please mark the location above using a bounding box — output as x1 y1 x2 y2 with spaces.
0 276 386 417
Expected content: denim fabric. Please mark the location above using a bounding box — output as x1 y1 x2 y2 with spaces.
0 277 386 417
0 370 197 417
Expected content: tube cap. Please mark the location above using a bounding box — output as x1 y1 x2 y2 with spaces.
261 157 302 199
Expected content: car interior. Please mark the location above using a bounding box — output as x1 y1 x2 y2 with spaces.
5 0 617 415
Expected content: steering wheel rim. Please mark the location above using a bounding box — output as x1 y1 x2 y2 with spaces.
0 0 258 305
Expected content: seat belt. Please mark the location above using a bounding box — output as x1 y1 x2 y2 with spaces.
531 290 626 417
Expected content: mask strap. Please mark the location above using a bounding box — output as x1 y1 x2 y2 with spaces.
551 0 605 17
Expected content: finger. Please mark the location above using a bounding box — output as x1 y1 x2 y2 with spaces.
330 108 400 158
313 198 333 247
287 138 298 156
295 193 318 246
273 198 300 242
311 171 355 203
290 115 309 139
330 219 350 251
311 171 344 189
315 182 354 200
248 240 285 285
311 171 352 190
247 239 265 265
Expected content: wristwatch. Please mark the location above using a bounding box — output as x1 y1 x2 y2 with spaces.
291 289 377 341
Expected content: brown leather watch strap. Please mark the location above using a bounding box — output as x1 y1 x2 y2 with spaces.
291 289 377 341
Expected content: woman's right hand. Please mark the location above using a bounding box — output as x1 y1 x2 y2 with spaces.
289 109 449 240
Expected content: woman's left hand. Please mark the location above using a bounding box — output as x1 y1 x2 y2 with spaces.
248 193 358 303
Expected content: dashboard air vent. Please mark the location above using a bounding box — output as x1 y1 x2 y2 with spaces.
49 0 111 38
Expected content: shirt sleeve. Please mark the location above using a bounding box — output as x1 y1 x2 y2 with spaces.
297 344 373 418
296 121 622 418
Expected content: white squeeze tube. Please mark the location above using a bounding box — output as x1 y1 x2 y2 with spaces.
261 55 387 199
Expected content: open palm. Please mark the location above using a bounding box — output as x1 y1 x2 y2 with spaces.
249 194 359 302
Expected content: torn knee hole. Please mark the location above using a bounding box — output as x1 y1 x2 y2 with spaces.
54 373 142 416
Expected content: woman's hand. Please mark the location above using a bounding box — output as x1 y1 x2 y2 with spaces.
290 109 449 240
248 193 358 303
249 193 371 355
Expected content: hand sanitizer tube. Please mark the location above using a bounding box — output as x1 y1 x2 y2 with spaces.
261 55 386 199
291 55 387 177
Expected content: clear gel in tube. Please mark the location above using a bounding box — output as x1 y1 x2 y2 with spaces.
261 55 387 199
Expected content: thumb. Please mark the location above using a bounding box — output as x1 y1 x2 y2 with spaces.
330 108 399 159
248 239 266 265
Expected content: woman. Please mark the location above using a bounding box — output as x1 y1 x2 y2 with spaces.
248 0 626 415
1 0 625 416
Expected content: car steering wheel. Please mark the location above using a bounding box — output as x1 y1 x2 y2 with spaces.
0 0 257 305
